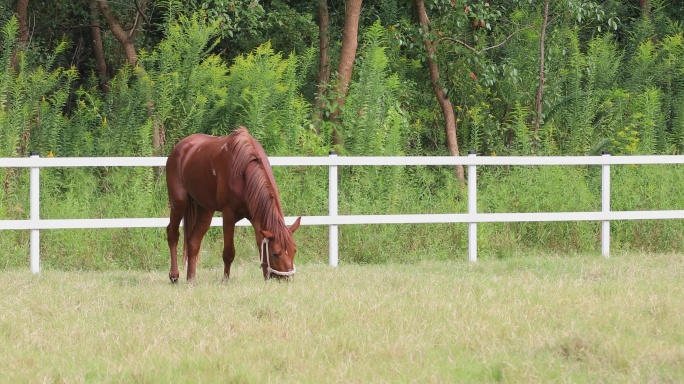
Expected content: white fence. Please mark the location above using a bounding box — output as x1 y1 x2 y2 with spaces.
2 153 684 273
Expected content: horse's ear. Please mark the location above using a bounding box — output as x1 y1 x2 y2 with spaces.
261 230 274 240
289 216 302 233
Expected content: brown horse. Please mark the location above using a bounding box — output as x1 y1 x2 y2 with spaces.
165 127 301 282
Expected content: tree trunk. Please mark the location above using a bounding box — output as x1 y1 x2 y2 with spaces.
415 0 465 183
639 0 652 19
330 0 363 146
532 0 550 151
12 0 29 70
98 0 139 67
314 0 331 131
89 0 109 92
16 0 29 44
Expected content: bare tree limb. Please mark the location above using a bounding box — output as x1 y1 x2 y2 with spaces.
98 0 139 66
133 0 151 26
434 25 535 54
129 0 150 38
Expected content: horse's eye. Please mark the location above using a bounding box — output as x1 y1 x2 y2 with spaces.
273 252 280 259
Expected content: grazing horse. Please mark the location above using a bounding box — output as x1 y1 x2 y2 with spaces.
165 127 301 282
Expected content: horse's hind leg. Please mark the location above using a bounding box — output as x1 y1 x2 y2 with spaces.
166 163 188 284
185 206 214 281
167 199 186 284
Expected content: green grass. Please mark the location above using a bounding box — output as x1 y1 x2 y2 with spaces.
1 253 683 382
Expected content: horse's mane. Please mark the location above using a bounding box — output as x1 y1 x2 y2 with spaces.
227 127 293 249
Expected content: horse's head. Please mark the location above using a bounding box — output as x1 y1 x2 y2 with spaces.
259 216 301 280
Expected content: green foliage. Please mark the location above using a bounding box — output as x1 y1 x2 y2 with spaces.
3 6 684 270
324 21 467 264
0 18 75 158
140 11 228 151
216 42 312 154
506 103 533 155
611 165 684 251
478 166 598 257
340 21 408 157
0 16 19 159
585 34 623 91
0 17 81 228
339 21 418 219
186 0 264 39
458 86 500 155
551 27 594 154
659 34 684 153
624 33 682 154
95 67 149 156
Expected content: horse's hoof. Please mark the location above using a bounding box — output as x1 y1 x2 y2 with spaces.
169 275 179 284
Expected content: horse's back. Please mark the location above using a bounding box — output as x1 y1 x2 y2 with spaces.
166 133 222 194
168 130 253 162
168 133 218 159
167 131 253 211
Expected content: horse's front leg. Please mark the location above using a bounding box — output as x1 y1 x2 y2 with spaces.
222 214 237 280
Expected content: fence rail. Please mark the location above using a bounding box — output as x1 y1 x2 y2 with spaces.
2 153 684 273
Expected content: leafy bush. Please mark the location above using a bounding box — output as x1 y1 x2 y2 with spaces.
3 13 684 270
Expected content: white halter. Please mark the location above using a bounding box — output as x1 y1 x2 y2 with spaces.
260 237 296 278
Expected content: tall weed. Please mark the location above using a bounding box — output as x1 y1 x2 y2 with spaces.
3 15 684 270
611 165 684 251
478 166 599 257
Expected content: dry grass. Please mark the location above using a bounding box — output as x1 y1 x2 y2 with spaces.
1 252 684 383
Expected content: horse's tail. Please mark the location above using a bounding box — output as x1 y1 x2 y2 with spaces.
182 197 200 268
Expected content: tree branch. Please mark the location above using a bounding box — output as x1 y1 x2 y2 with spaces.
434 25 535 54
98 0 138 66
133 0 151 26
129 0 150 38
98 0 128 42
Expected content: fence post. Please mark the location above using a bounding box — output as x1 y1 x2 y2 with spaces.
29 152 40 273
328 151 339 267
601 152 611 258
468 151 477 262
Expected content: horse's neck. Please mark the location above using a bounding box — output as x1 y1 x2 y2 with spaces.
254 200 282 228
246 182 282 231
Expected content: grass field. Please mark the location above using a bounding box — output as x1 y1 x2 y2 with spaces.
1 252 683 383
